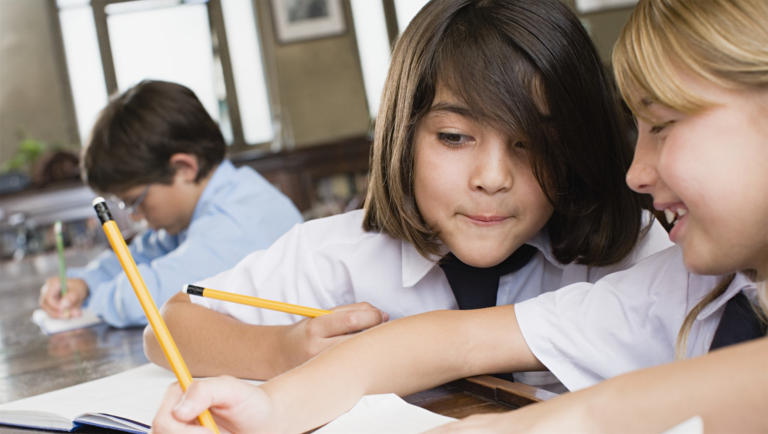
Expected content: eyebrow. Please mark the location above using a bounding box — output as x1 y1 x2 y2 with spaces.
427 102 477 120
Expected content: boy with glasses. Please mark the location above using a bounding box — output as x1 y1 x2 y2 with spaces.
38 80 302 327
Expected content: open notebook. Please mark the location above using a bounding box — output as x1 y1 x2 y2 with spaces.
0 364 456 433
0 364 257 433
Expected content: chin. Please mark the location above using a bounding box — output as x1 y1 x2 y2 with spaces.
682 253 736 277
452 249 513 268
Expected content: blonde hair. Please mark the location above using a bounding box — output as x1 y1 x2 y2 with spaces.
613 0 768 358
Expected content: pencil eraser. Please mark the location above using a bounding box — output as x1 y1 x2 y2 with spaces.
182 284 189 293
185 285 204 296
92 197 107 206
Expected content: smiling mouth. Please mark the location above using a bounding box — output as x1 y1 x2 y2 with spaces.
663 206 688 227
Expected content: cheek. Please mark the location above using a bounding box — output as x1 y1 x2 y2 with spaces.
413 145 465 224
515 169 554 227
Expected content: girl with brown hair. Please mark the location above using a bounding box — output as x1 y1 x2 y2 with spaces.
146 0 668 391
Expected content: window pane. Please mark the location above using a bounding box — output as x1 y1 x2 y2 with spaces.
59 6 109 145
393 0 429 32
107 3 223 128
221 0 273 144
350 0 391 117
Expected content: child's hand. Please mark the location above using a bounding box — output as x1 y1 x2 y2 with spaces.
152 377 276 434
279 302 389 371
39 277 89 319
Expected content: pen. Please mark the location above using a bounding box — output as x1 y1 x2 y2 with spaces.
185 284 332 318
92 198 219 434
54 221 67 297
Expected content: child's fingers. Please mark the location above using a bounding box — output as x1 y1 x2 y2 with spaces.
151 384 214 434
60 290 84 310
39 279 65 317
172 377 251 422
312 308 388 339
330 302 390 321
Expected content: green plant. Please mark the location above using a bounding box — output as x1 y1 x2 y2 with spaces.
2 129 70 174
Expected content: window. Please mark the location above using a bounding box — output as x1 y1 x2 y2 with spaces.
56 0 272 149
58 0 108 145
393 0 429 31
350 0 430 119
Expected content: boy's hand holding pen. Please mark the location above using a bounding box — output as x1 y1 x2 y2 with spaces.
39 220 90 319
39 277 89 319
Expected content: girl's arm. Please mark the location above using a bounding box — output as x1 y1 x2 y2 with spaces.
143 292 388 380
153 305 543 433
430 337 768 433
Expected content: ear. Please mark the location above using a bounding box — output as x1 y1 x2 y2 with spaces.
169 153 199 183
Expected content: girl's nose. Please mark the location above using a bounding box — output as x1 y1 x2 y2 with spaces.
470 138 514 195
626 132 659 194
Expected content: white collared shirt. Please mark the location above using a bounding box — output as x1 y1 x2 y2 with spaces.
192 209 672 388
515 245 758 392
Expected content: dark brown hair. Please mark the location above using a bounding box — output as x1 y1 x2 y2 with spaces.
82 80 225 193
363 0 652 266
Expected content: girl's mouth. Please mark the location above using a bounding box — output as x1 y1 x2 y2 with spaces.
461 214 511 227
663 206 687 227
663 205 688 242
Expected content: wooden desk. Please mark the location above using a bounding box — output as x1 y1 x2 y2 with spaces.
0 250 556 433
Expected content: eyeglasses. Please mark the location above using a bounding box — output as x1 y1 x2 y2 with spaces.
116 184 151 216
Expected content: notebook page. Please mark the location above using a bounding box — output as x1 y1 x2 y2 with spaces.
316 394 457 434
0 364 263 431
0 365 173 428
31 308 103 335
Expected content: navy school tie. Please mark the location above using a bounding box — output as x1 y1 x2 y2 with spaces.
439 244 538 381
709 291 767 352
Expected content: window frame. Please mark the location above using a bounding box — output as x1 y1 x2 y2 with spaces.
52 0 277 154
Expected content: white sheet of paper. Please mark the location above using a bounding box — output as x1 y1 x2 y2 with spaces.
316 393 457 434
661 416 704 434
31 308 103 335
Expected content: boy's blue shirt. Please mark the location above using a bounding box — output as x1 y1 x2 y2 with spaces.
68 160 303 327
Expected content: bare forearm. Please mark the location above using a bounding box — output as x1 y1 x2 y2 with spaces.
144 293 290 380
264 306 542 432
523 337 768 433
589 338 768 432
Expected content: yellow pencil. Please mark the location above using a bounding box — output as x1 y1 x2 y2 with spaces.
184 284 332 318
92 198 219 434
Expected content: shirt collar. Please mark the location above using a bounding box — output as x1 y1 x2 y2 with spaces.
697 272 758 320
189 160 235 224
400 227 558 288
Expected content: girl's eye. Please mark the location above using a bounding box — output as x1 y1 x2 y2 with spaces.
437 132 472 147
514 141 526 149
650 120 674 135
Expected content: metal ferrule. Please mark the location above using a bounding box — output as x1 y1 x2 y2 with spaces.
93 201 114 224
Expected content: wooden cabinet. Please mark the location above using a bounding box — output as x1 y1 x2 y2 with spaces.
232 136 372 214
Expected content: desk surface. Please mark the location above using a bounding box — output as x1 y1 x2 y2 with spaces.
0 249 555 433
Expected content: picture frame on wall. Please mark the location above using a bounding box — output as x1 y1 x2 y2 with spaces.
271 0 346 44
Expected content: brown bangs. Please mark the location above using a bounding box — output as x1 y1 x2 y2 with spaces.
412 8 559 205
427 15 548 143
